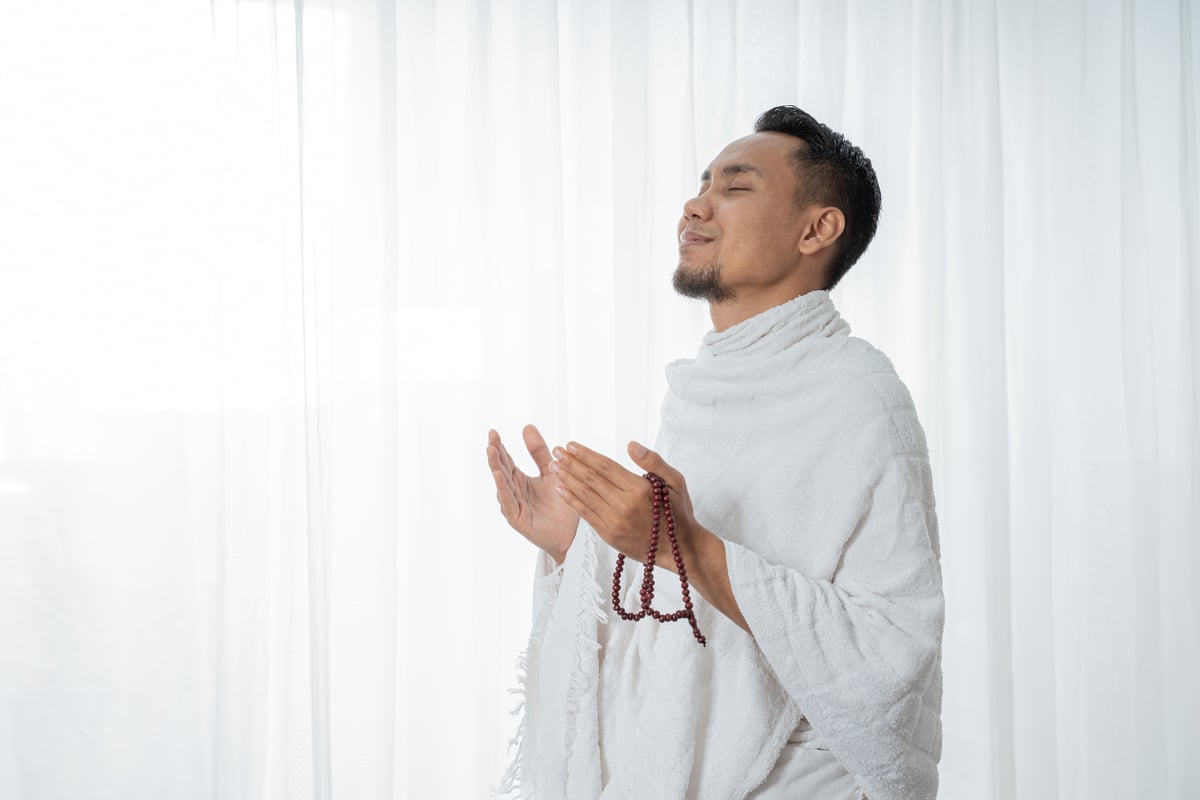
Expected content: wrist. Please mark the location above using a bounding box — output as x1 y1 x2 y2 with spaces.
686 524 722 583
546 524 579 567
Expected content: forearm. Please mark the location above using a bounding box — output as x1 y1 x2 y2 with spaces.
656 523 750 634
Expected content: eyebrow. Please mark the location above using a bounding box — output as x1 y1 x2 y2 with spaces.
699 163 765 182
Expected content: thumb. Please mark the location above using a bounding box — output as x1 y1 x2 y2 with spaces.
523 424 553 476
628 441 684 488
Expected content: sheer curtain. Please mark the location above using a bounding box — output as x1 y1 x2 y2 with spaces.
1 1 1196 798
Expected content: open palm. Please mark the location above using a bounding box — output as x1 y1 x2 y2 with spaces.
487 425 580 563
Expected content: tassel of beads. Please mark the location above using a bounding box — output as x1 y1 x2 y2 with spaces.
611 472 706 646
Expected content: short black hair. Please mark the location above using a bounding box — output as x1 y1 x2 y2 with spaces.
754 105 881 289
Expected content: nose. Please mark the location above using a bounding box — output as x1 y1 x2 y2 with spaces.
682 189 711 222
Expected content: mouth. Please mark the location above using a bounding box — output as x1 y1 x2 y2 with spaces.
679 229 714 248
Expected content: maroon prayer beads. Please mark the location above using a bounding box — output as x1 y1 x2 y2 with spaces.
611 472 706 646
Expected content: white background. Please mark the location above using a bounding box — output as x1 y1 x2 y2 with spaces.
1 1 1197 798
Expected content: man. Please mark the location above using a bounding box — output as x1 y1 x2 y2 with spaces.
487 106 943 800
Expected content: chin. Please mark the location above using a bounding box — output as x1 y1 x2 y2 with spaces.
672 260 735 302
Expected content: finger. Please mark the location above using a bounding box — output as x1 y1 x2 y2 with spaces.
493 462 516 494
488 430 518 475
627 441 686 490
523 424 553 476
489 462 513 497
486 443 506 474
492 469 520 523
557 441 635 493
554 483 600 530
487 444 521 488
550 455 613 517
490 466 508 500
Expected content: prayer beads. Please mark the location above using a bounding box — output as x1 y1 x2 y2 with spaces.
611 472 706 646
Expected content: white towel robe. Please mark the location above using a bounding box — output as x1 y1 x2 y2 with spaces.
500 290 944 800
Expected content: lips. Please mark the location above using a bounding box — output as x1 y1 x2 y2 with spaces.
679 229 714 246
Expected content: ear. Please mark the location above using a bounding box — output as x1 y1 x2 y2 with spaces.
796 206 845 256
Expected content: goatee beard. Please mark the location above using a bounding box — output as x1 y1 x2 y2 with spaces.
673 260 736 303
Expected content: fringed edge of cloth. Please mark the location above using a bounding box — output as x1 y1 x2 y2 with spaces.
493 528 607 798
493 648 534 798
562 529 606 793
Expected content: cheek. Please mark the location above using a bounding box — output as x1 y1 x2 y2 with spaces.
759 208 797 248
739 215 778 250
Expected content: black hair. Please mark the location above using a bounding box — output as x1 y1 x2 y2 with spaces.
753 105 881 289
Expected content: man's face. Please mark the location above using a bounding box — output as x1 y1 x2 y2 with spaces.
674 132 809 303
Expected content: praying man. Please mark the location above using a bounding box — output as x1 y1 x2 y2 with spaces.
487 106 944 800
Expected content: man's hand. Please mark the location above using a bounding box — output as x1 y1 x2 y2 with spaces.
549 440 750 633
547 441 697 565
487 425 581 564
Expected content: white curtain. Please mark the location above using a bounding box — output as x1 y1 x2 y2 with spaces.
1 1 1196 798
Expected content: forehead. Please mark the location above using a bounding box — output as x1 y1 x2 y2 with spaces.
703 131 799 179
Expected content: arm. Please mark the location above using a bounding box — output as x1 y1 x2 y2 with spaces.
549 441 941 679
553 440 944 799
725 454 944 685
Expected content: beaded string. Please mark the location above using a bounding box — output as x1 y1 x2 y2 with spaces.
611 472 706 646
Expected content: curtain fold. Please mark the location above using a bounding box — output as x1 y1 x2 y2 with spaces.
1 1 1197 798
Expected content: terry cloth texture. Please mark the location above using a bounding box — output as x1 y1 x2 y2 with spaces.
498 290 944 800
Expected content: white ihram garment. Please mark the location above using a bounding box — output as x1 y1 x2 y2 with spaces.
499 290 944 800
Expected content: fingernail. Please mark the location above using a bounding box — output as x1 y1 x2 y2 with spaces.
630 442 647 458
549 461 560 473
566 443 579 454
555 485 568 497
552 447 566 459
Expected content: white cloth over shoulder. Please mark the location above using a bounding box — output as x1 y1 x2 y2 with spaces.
498 290 943 800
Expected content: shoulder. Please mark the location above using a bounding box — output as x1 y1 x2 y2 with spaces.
820 336 929 460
